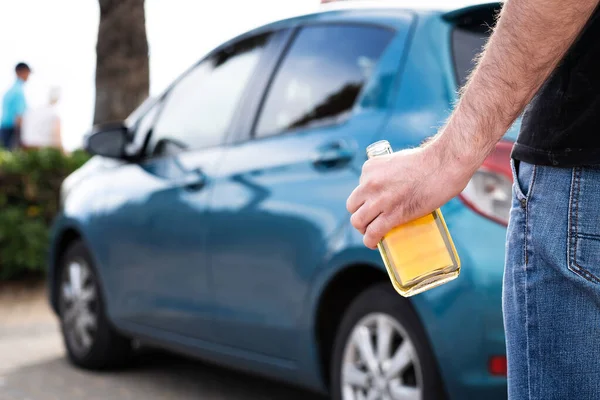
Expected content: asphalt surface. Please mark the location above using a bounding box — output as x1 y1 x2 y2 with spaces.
0 283 327 400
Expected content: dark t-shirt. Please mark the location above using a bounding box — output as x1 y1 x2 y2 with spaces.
512 7 600 167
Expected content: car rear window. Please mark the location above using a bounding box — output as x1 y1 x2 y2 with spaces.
452 25 491 88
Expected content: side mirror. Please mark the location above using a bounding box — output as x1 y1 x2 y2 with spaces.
84 122 129 159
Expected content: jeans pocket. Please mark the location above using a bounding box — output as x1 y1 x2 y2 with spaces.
571 237 600 284
568 167 600 284
511 159 536 201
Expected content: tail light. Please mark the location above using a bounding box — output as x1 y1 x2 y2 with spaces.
488 355 508 376
459 140 514 226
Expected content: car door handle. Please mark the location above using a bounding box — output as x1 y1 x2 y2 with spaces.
180 168 206 191
313 139 355 169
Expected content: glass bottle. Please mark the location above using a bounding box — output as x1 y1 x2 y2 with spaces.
366 140 461 297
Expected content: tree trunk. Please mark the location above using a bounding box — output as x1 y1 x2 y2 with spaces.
94 0 149 125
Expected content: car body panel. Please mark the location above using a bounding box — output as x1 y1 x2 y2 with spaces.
204 11 414 363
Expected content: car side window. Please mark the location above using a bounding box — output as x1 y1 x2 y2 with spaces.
254 24 394 138
147 32 272 157
125 100 161 156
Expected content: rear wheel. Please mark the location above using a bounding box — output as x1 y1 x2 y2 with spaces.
58 240 132 369
331 283 446 400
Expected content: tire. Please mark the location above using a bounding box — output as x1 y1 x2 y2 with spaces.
58 240 132 369
331 283 447 400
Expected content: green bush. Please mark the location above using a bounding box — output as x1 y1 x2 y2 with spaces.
0 148 90 279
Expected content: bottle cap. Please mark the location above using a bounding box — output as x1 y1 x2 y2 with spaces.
366 140 392 158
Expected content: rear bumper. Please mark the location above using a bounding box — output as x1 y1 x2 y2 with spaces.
412 200 507 399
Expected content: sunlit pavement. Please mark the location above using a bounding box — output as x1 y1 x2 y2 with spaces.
0 285 326 400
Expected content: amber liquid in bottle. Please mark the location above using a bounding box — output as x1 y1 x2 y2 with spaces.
366 140 461 297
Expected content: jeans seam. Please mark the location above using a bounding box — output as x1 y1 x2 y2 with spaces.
575 167 581 264
523 165 536 399
523 165 537 266
567 168 577 268
524 217 535 400
576 232 600 240
528 164 538 200
569 264 600 285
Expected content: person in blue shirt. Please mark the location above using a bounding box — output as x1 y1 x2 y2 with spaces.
1 62 31 149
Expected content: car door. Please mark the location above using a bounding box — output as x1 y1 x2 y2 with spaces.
98 30 282 340
206 20 412 358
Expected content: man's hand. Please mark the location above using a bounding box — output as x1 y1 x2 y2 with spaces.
346 0 599 249
347 135 476 249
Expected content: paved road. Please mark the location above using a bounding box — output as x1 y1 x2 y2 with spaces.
0 284 327 400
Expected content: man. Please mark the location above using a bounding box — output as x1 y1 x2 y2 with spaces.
1 62 30 149
347 0 600 398
21 87 63 152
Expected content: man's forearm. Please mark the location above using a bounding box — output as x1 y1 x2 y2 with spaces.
436 0 599 169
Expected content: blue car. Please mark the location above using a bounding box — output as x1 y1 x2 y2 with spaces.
49 2 515 399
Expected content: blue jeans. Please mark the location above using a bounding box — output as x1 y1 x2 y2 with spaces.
505 160 600 399
0 127 16 149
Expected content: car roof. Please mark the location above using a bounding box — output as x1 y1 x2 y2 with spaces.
240 1 501 36
204 1 501 66
318 0 459 13
317 0 502 15
256 7 415 33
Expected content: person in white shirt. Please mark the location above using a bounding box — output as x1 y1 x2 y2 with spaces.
21 87 63 151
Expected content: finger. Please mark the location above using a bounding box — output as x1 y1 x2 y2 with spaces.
350 201 380 235
359 164 369 185
346 185 365 214
363 214 393 249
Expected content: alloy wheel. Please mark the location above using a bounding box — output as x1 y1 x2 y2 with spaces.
60 259 98 357
341 313 423 400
